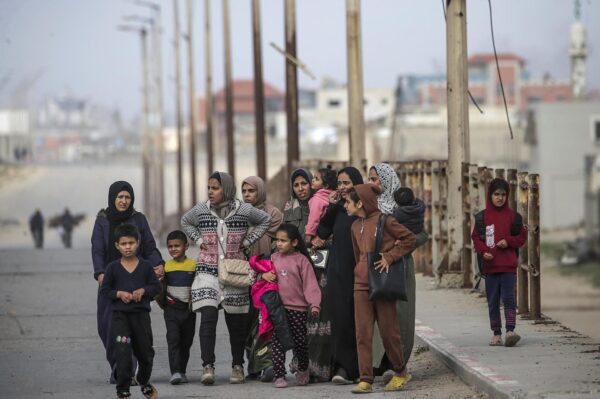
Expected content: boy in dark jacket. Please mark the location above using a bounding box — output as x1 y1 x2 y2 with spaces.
471 178 527 347
100 224 161 399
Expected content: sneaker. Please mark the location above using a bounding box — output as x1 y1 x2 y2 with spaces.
332 368 351 385
296 370 309 386
169 372 183 385
351 381 372 394
383 374 411 392
260 366 275 383
504 331 521 347
180 373 189 384
116 391 131 399
274 376 288 388
140 383 158 399
382 369 395 384
201 365 215 385
230 365 245 384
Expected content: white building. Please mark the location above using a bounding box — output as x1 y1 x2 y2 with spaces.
0 109 31 162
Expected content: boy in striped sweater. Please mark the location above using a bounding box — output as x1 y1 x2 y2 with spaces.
163 230 197 384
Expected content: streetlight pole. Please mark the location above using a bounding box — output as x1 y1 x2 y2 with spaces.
204 0 215 175
252 0 267 180
186 0 198 205
173 0 184 217
223 0 235 179
284 0 299 172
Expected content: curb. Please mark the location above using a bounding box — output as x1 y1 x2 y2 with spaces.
415 319 528 399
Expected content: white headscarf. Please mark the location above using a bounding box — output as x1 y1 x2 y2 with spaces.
372 163 401 215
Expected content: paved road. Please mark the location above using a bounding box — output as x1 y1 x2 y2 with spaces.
0 248 483 399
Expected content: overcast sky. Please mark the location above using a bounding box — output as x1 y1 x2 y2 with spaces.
1 0 599 120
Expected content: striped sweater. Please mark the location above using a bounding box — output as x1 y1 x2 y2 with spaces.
181 199 271 313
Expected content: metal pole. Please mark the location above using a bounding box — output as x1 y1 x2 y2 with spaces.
223 0 235 178
154 6 166 225
528 174 541 319
446 0 470 284
173 0 184 216
517 171 530 315
140 28 152 220
346 0 366 168
252 0 267 180
284 0 299 172
204 0 214 175
186 0 198 205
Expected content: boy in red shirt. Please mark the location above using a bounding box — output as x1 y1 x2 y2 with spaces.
471 178 527 347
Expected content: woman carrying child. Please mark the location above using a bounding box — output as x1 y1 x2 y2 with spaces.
261 223 322 388
345 183 416 393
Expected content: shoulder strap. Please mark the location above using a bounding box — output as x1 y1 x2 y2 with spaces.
374 214 387 253
511 212 523 236
475 211 485 240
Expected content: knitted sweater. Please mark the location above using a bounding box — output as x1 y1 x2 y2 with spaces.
181 199 271 313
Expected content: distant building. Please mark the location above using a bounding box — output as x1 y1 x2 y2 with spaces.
0 109 31 163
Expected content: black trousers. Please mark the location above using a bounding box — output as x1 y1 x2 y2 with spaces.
112 311 154 393
164 305 196 374
198 306 248 367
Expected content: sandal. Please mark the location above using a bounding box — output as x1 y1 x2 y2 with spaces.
489 335 503 346
504 332 521 347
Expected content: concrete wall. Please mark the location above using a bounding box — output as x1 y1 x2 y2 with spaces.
530 102 600 229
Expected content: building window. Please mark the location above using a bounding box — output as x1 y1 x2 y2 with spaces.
328 99 341 108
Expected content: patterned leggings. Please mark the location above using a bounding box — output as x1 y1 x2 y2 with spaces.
485 272 517 335
272 309 308 379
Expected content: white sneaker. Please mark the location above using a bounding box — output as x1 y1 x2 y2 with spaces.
169 372 183 385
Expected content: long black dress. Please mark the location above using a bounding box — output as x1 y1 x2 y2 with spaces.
316 200 359 380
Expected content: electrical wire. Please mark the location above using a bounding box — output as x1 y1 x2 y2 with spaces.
488 0 514 139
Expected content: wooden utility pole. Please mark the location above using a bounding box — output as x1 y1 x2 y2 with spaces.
140 28 153 221
223 0 235 178
284 0 299 172
154 6 166 227
252 0 267 180
346 0 366 169
445 0 470 283
186 0 198 205
204 0 214 174
173 0 184 216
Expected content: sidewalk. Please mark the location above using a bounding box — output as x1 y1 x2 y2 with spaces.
414 275 600 399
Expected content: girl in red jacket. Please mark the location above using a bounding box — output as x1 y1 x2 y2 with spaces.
471 178 527 347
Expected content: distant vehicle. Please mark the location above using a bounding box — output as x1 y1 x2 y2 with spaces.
560 238 597 266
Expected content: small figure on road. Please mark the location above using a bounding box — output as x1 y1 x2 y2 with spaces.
99 223 161 399
59 207 75 248
181 171 271 386
29 209 44 249
266 223 321 388
472 178 527 347
345 184 415 393
92 181 164 384
161 230 196 386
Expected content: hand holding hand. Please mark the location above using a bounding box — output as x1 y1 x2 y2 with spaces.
496 239 508 249
132 288 145 302
153 265 164 281
374 254 390 273
311 237 325 249
483 252 494 261
117 291 133 304
262 271 277 283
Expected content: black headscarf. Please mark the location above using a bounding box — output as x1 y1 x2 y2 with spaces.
105 181 136 263
338 166 364 186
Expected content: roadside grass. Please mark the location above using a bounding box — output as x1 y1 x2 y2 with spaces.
558 261 600 289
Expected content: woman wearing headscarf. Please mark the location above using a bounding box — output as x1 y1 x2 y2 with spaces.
368 163 428 382
312 166 364 384
241 176 283 382
91 180 164 383
282 168 313 237
181 171 271 385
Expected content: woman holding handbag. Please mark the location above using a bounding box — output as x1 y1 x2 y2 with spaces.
181 171 271 385
345 184 415 393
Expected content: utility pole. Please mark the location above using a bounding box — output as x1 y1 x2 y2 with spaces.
204 0 214 174
186 0 198 205
252 0 267 180
284 0 299 172
445 0 470 284
173 0 184 216
223 0 235 179
346 0 366 169
152 4 165 226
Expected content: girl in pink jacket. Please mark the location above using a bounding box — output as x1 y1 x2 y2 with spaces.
304 167 337 245
262 223 321 388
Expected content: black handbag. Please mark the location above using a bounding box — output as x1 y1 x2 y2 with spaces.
367 214 408 302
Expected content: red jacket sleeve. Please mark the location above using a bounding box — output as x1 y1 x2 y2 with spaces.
471 225 490 256
506 225 527 249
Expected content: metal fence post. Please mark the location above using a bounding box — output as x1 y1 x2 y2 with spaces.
431 161 442 275
528 174 541 319
423 161 433 276
462 161 472 287
517 171 530 315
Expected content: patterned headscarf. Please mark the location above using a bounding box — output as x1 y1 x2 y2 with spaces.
371 162 401 215
242 176 267 209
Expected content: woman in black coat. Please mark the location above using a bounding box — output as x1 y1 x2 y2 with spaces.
312 166 363 384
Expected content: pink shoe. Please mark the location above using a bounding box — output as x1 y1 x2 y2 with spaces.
296 370 309 386
274 377 287 388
